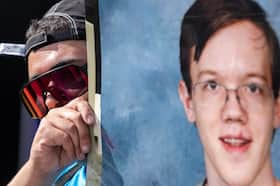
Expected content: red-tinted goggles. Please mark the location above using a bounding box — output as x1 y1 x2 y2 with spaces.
20 64 88 119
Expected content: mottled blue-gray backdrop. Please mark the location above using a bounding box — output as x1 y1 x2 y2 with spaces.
99 1 280 185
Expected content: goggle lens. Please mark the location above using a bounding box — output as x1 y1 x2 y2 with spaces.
20 64 88 119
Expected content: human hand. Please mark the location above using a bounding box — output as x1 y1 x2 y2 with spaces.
27 93 94 177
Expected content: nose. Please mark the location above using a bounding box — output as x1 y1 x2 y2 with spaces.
44 80 59 110
44 91 59 110
222 90 247 123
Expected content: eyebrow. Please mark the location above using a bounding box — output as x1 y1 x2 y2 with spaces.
30 59 85 80
245 73 269 83
197 70 217 79
197 70 269 83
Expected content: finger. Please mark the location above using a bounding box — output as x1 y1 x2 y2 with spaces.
35 118 76 167
65 94 95 125
52 107 92 154
75 117 91 154
58 128 76 167
72 101 95 154
76 100 96 125
45 109 82 159
78 91 88 100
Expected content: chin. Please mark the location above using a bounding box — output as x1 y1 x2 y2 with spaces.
223 178 252 186
219 167 257 186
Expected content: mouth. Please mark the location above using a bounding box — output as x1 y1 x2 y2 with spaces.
219 136 252 153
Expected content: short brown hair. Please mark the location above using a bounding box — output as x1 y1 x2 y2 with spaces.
179 0 280 97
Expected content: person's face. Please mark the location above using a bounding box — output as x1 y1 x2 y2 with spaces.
179 21 280 185
28 40 87 110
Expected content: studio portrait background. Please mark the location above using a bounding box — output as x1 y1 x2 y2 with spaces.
99 0 280 185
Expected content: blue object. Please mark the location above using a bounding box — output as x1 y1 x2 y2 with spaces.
53 129 124 186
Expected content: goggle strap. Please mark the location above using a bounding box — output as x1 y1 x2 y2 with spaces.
23 88 43 118
21 94 37 118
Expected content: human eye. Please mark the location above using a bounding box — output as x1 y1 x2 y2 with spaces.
245 83 264 95
202 80 219 91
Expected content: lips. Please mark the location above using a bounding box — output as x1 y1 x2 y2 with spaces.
219 135 252 153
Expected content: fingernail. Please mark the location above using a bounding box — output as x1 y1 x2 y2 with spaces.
82 145 90 153
86 114 95 124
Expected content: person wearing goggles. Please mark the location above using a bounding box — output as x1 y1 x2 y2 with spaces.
8 0 123 185
21 63 88 119
178 0 280 185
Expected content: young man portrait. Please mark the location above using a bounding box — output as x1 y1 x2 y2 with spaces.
178 0 280 185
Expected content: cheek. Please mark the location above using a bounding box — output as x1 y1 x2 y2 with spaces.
246 105 275 152
194 107 221 162
193 102 220 139
250 110 274 139
193 99 220 125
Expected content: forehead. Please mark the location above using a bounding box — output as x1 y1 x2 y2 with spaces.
190 20 271 84
27 40 87 79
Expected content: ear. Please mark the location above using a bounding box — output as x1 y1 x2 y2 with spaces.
273 94 280 128
178 80 196 123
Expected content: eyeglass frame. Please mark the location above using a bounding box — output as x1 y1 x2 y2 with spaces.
191 80 274 107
